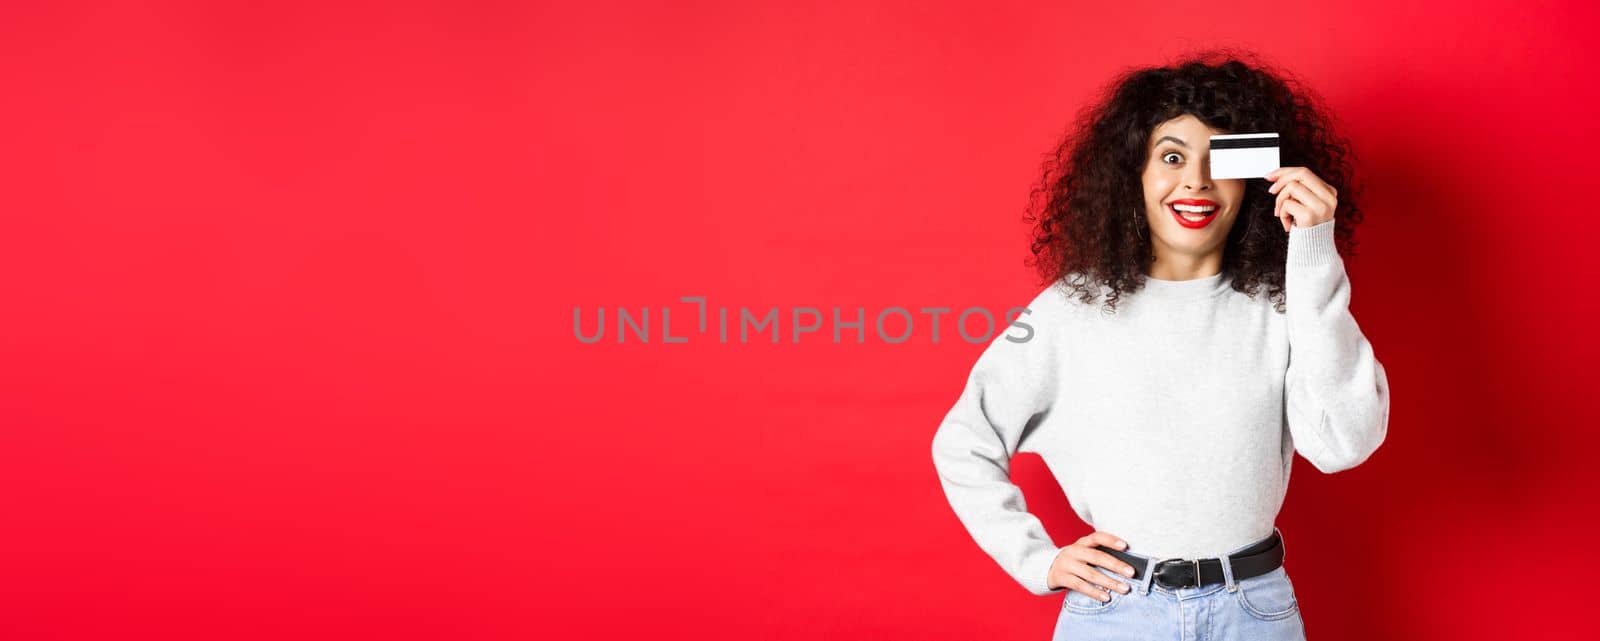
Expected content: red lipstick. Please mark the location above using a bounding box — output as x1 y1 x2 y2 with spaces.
1168 198 1220 229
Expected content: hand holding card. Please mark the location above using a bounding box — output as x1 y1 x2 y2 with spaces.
1266 166 1338 233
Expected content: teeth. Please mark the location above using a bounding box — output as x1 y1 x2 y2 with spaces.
1172 204 1216 213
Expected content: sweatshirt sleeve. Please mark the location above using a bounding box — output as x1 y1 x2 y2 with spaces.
930 285 1069 597
1283 218 1391 474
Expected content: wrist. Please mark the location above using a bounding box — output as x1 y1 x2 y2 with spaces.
1287 217 1338 269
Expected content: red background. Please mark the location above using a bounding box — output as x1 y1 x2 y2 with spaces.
3 1 1597 639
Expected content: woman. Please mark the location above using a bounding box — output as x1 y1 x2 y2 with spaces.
929 52 1390 641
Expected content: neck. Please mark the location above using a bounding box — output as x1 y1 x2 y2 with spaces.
1145 247 1224 280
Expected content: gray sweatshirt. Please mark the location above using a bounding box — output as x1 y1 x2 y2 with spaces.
930 218 1390 596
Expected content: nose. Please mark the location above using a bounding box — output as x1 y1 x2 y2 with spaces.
1185 159 1212 191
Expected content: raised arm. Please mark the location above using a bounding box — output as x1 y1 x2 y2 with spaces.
1283 219 1391 473
930 285 1069 596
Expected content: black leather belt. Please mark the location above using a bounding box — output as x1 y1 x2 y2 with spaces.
1095 530 1284 590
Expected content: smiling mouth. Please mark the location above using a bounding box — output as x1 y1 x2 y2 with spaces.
1169 202 1218 222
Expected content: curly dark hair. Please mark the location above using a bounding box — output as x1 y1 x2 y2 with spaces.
1024 50 1364 314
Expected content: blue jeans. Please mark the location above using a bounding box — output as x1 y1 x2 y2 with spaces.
1051 528 1306 640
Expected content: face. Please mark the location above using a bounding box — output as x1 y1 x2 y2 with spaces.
1140 114 1246 264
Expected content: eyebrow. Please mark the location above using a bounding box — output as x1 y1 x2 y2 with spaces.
1155 135 1188 148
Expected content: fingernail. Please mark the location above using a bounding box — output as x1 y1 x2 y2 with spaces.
1123 568 1134 577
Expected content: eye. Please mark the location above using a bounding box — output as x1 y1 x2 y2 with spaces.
1161 151 1183 164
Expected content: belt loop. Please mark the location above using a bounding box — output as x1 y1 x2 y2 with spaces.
1220 548 1239 593
1276 526 1287 566
1138 553 1157 596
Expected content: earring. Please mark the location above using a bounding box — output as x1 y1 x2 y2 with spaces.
1134 208 1155 264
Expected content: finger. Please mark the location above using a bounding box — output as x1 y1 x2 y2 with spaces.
1071 563 1130 594
1066 575 1114 602
1268 166 1312 185
1075 565 1126 597
1076 547 1137 578
1264 166 1302 192
1299 175 1337 207
1275 180 1330 224
1270 172 1338 213
1282 199 1316 228
1264 166 1298 182
1276 167 1337 204
1267 167 1292 192
1087 531 1128 550
1064 551 1133 590
1275 175 1335 214
1282 181 1331 218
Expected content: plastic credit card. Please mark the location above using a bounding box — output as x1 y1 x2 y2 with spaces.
1208 133 1280 180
